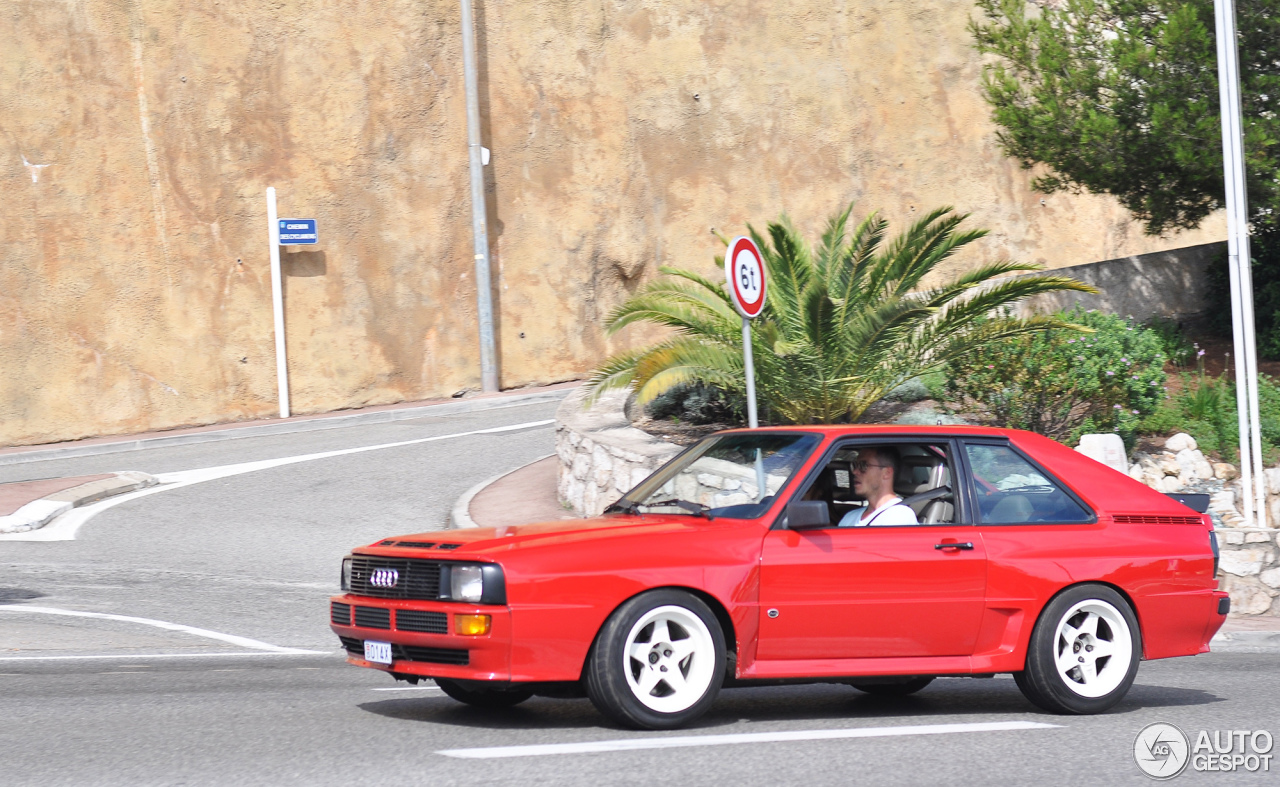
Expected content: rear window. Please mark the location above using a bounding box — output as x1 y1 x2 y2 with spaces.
965 443 1092 524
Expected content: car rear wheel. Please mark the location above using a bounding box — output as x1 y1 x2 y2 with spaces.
849 676 935 696
434 678 534 708
585 589 726 730
1015 584 1141 714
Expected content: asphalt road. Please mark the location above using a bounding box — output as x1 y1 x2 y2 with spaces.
1 400 1276 785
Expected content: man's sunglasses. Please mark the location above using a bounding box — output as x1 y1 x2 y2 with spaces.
851 460 891 472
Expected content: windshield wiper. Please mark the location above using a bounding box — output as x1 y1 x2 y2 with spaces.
604 499 640 515
636 498 713 518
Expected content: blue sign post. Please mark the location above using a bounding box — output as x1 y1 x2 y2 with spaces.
278 218 318 245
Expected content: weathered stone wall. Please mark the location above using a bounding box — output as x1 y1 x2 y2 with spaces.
2 0 1226 446
555 388 679 516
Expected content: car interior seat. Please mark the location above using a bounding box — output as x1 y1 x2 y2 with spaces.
987 494 1034 523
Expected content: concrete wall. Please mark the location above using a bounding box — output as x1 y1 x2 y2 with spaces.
1 0 1226 446
1017 242 1226 325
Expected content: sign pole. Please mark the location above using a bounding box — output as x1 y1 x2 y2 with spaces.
742 316 758 428
725 236 767 429
266 187 291 419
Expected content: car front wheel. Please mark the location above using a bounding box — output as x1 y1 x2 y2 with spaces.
585 589 726 730
1015 584 1141 714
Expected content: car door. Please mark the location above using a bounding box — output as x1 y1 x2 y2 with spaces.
756 438 988 661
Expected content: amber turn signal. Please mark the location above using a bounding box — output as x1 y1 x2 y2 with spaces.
454 613 491 636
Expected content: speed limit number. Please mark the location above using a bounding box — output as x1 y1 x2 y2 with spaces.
724 236 767 319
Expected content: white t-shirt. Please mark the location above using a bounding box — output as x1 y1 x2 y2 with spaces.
838 497 919 527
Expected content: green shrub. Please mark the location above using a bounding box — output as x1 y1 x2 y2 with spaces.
1143 316 1195 367
944 309 1167 444
645 381 743 425
1136 371 1280 462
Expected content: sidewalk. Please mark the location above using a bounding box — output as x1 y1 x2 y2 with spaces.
0 472 157 534
455 456 1280 650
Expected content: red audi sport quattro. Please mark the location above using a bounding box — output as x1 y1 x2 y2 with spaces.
329 425 1229 729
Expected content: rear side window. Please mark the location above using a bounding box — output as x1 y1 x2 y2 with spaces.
964 443 1091 524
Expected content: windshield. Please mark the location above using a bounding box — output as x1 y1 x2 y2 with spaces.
616 432 821 519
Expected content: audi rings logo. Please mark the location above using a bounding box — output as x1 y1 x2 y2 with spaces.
369 568 400 588
1135 723 1190 779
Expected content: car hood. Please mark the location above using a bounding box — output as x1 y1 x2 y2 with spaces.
356 514 742 559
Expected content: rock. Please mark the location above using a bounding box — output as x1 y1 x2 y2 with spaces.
1129 464 1144 481
1220 548 1266 576
1075 433 1128 473
1214 463 1239 481
1159 455 1181 476
1159 475 1183 493
1261 567 1280 589
1224 576 1276 616
1223 531 1245 545
1165 432 1198 452
1266 468 1280 496
1246 532 1272 543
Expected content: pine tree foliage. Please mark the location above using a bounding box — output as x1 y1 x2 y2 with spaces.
586 205 1097 425
970 0 1280 236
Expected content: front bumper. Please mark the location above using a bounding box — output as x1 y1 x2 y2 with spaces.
329 595 511 680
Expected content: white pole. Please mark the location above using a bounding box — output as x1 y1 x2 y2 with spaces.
742 316 758 428
1214 0 1265 525
460 0 499 393
266 187 291 419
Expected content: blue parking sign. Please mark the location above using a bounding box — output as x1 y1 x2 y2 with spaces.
278 218 318 244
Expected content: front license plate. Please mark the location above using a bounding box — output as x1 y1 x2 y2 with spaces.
364 640 393 665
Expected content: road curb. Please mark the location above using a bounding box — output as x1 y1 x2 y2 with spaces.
1210 629 1280 651
0 387 575 467
0 472 158 534
449 454 555 530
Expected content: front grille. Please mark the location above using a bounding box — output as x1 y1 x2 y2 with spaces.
331 602 351 625
396 610 448 634
1114 514 1202 525
348 556 442 600
400 645 469 665
335 636 468 666
354 606 391 629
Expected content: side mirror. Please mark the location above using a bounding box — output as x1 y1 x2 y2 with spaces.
787 500 832 530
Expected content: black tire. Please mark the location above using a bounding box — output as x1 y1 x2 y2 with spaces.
849 676 935 696
585 589 726 730
1016 584 1142 714
434 678 534 708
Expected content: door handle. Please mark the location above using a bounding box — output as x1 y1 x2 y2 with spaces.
934 541 974 551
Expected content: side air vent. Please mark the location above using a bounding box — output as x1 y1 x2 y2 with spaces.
1114 514 1203 525
395 541 437 548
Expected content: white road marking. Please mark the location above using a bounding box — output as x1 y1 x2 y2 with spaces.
0 651 336 662
0 418 555 542
0 606 325 654
436 720 1061 759
372 686 443 692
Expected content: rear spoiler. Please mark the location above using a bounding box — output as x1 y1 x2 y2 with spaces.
1166 493 1210 513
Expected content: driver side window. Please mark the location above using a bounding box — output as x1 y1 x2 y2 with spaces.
801 442 956 526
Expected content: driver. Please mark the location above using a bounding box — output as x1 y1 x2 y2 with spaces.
837 446 919 527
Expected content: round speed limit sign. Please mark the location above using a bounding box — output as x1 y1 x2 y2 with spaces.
724 236 767 319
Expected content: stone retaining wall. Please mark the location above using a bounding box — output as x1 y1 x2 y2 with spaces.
555 388 680 517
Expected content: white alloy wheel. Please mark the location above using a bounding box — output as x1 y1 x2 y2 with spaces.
1050 598 1134 698
622 605 716 713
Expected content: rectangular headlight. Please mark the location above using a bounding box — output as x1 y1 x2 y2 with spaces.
451 564 484 603
341 557 353 591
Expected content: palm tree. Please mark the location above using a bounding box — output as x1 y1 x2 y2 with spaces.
586 204 1097 424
